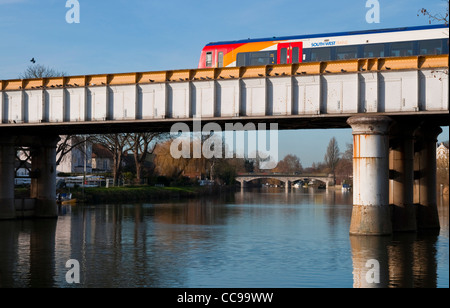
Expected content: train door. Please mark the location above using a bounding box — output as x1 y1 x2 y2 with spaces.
277 42 303 64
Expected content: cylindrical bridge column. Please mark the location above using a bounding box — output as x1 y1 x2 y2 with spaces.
414 124 442 231
389 123 416 232
30 136 60 218
347 116 393 235
0 137 16 219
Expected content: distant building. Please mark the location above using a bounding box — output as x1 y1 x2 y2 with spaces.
56 136 92 174
92 144 113 173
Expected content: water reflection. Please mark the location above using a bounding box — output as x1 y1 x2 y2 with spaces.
0 189 448 288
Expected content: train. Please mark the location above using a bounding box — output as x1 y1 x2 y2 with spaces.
198 24 449 69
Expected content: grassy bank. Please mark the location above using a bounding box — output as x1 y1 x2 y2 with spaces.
71 185 231 204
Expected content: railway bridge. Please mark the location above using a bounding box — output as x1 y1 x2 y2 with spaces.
1 55 448 235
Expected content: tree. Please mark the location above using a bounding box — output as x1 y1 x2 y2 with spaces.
418 0 449 25
56 135 95 167
275 154 303 173
335 143 353 185
324 137 340 177
93 133 131 186
19 64 66 79
127 132 170 184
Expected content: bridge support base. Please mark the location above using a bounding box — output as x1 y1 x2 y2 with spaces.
348 116 393 235
0 137 16 220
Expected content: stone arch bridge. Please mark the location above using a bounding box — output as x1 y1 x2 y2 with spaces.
236 173 335 189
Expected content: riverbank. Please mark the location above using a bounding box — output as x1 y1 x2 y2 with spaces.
70 185 234 204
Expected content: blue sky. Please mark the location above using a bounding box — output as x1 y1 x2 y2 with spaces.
0 0 448 166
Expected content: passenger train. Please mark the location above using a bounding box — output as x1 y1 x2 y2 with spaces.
198 24 449 69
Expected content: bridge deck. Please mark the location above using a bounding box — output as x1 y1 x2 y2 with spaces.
1 55 448 134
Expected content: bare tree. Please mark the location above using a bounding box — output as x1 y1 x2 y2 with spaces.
418 0 449 25
127 132 170 184
324 137 340 178
93 133 131 186
56 135 95 167
19 64 66 79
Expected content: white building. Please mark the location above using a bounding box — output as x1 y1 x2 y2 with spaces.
56 136 92 174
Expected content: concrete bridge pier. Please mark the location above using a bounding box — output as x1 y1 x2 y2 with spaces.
347 116 393 235
414 124 442 231
29 136 60 218
0 136 16 219
389 123 417 232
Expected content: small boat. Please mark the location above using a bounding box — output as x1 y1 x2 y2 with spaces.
57 193 77 205
342 184 351 192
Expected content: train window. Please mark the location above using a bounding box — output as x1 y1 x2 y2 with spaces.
250 51 276 66
419 39 443 55
280 48 288 64
390 42 414 57
206 52 213 67
336 46 358 60
292 47 300 63
237 53 246 67
310 48 331 61
364 44 385 58
218 52 224 67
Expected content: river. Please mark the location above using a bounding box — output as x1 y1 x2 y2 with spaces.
0 188 448 288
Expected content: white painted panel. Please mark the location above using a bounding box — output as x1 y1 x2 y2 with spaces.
323 75 342 114
25 90 43 123
139 84 166 119
360 72 378 113
5 91 22 123
269 77 291 116
242 78 266 116
89 87 108 121
192 81 214 118
110 85 136 120
421 69 448 111
341 74 359 113
383 78 401 112
66 88 85 122
169 82 190 119
294 76 320 115
401 71 418 112
217 79 239 117
47 89 64 122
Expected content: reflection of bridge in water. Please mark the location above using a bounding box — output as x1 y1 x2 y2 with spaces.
236 173 335 189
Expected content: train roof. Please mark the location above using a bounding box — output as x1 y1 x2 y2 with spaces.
205 24 449 46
